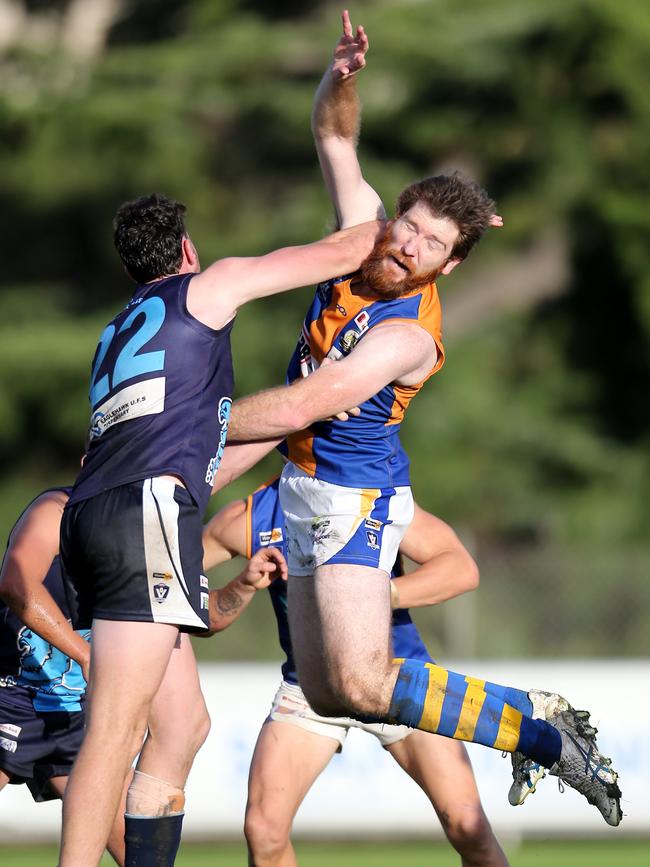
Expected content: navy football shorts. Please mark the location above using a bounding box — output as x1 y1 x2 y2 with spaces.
0 692 84 802
61 477 210 633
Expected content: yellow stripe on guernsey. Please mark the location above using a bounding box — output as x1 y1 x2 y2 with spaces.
453 677 489 742
419 662 448 731
493 703 524 752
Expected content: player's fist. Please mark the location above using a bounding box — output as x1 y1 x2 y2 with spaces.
241 546 288 590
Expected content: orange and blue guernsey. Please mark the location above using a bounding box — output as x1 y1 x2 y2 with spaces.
280 273 445 488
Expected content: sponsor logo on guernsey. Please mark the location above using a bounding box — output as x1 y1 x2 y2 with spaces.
259 528 284 546
0 736 17 753
205 397 232 486
298 325 315 379
153 571 173 582
340 330 360 354
364 518 382 531
200 575 209 589
153 583 170 603
90 378 166 440
0 723 21 738
366 530 380 550
340 311 371 355
354 310 370 333
200 592 209 610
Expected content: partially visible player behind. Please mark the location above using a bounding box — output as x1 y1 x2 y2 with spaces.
0 484 285 864
203 476 510 867
0 487 126 865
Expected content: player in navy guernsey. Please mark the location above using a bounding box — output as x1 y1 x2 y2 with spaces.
59 193 380 867
202 477 509 866
0 488 127 864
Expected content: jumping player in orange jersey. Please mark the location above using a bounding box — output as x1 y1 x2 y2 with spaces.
224 11 621 826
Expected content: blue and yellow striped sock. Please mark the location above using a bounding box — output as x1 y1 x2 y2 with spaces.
482 681 533 717
389 659 561 768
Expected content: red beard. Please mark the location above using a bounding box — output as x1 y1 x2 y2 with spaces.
359 231 440 299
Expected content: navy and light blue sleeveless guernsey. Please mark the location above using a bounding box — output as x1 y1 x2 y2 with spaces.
0 488 89 713
246 478 433 684
69 274 234 514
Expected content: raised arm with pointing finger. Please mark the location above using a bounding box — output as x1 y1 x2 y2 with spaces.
312 10 384 228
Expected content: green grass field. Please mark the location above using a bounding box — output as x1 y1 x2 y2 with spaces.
1 839 648 866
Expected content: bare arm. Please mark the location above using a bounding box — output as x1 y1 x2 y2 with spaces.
312 10 385 229
204 555 287 636
227 322 436 441
202 499 248 570
211 439 282 495
201 500 287 635
187 220 381 330
0 491 91 680
393 505 479 609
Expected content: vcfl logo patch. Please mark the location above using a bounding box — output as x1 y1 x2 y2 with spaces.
366 530 380 550
153 583 170 603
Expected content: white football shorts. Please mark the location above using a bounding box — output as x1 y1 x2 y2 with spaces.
268 679 412 750
278 463 414 576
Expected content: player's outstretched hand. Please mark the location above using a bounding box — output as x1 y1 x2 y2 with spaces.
241 546 288 590
489 214 504 227
331 9 369 80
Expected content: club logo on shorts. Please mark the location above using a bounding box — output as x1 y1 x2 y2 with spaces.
153 571 172 582
259 528 284 546
153 583 170 603
0 723 21 738
366 530 380 550
200 592 209 610
200 575 209 589
0 736 17 753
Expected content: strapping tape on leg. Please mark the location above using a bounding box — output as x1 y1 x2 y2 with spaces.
126 769 185 818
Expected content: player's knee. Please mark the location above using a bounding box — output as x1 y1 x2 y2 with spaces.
306 692 347 718
185 702 211 756
194 706 211 751
300 681 346 717
244 802 290 862
330 672 390 718
442 805 494 857
149 701 210 762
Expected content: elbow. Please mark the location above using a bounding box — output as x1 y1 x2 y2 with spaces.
0 581 21 612
461 554 480 593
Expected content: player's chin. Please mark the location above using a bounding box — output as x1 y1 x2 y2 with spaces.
373 276 412 301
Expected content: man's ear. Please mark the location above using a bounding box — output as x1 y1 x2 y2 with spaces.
441 257 462 276
182 236 200 271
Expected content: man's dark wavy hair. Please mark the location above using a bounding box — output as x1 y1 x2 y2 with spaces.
396 172 495 260
113 193 187 284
